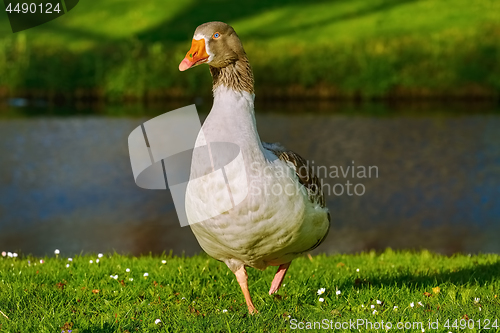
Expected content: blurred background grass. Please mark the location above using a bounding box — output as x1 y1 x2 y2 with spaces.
0 0 499 103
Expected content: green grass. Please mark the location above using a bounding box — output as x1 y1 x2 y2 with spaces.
1 250 499 332
0 0 500 102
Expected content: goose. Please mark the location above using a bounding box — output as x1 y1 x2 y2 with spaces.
179 21 330 314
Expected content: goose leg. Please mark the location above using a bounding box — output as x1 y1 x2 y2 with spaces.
269 262 291 295
234 266 258 314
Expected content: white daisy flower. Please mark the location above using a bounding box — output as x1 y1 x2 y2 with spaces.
410 302 414 307
154 319 161 324
371 305 375 309
376 300 381 304
68 258 73 261
66 264 70 268
356 268 360 272
336 290 341 295
222 309 228 313
319 298 324 302
317 288 326 295
162 260 167 264
129 278 133 281
7 252 13 257
98 253 103 258
1 251 6 257
13 253 18 258
126 268 130 272
54 249 60 255
89 260 93 264
144 272 149 277
372 310 377 314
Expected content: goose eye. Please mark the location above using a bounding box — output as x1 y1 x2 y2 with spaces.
213 32 220 39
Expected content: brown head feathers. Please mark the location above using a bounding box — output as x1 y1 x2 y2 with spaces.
196 22 254 94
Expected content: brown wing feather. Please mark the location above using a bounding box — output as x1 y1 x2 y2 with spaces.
263 142 331 254
262 142 326 209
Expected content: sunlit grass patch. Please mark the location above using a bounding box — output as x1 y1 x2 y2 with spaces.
0 0 500 100
0 250 499 332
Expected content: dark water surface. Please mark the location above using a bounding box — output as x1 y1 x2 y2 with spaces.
0 103 499 256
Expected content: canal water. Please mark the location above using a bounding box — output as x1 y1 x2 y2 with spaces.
0 102 499 256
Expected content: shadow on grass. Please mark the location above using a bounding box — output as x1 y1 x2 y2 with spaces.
136 0 419 43
79 323 116 333
343 261 500 290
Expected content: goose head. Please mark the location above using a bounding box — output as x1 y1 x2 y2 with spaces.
179 21 246 71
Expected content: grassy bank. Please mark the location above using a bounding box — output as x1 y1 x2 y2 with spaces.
0 0 499 102
1 250 499 332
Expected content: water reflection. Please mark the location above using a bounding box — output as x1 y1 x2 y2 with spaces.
0 103 499 256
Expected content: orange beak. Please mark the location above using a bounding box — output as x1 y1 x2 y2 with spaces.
179 38 210 71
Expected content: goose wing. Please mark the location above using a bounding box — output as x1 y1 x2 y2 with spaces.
262 142 326 209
